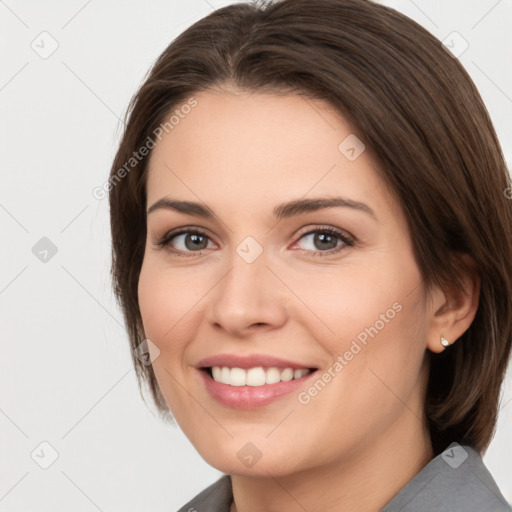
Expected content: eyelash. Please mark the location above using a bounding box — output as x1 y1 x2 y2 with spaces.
154 225 354 258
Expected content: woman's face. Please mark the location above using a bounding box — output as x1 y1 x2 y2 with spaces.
138 88 434 475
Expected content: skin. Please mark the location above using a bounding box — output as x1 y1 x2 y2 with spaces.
138 86 480 512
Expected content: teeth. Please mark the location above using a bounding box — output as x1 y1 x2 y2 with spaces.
294 368 308 379
247 367 266 386
209 366 311 386
265 367 281 384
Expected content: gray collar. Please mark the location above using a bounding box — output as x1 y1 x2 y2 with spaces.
177 443 510 511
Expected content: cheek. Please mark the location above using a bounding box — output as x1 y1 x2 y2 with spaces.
137 260 204 419
291 252 427 396
279 257 414 345
137 260 202 355
335 273 428 422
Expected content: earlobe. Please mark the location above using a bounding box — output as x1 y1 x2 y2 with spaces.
426 254 480 354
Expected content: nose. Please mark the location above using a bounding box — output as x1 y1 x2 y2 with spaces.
206 245 288 337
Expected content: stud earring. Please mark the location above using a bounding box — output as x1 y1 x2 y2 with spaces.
440 335 451 348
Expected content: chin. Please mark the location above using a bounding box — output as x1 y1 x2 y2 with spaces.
195 441 310 478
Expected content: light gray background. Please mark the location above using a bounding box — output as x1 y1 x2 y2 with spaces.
1 1 511 510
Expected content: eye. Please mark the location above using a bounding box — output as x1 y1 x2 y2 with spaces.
154 225 354 258
293 226 354 256
154 228 214 256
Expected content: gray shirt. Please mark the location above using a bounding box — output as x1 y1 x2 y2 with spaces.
176 443 511 511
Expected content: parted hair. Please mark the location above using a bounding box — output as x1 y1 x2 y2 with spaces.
109 0 512 455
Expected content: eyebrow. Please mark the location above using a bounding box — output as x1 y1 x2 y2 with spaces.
147 196 376 220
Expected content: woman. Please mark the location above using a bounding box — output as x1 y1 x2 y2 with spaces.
108 0 512 510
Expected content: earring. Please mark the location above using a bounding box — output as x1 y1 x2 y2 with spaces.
440 335 451 348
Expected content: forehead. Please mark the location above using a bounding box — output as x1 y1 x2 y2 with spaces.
145 88 396 217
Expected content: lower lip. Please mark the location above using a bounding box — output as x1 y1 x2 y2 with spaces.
198 369 317 409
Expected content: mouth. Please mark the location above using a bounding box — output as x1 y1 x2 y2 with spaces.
197 361 319 409
200 366 316 386
195 353 319 408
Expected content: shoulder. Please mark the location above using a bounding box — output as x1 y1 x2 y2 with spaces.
381 443 511 511
176 474 232 512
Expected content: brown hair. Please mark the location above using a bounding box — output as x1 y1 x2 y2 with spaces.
108 0 512 455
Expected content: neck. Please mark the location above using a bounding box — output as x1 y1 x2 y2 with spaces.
229 411 434 512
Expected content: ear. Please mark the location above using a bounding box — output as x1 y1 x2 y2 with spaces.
426 254 480 354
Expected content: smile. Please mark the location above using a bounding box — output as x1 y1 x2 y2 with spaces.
195 353 319 408
208 366 313 386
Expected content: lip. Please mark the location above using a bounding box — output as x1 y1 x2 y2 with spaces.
195 353 318 409
196 353 316 370
198 369 317 409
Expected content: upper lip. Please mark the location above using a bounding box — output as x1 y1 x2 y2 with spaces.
196 353 317 370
